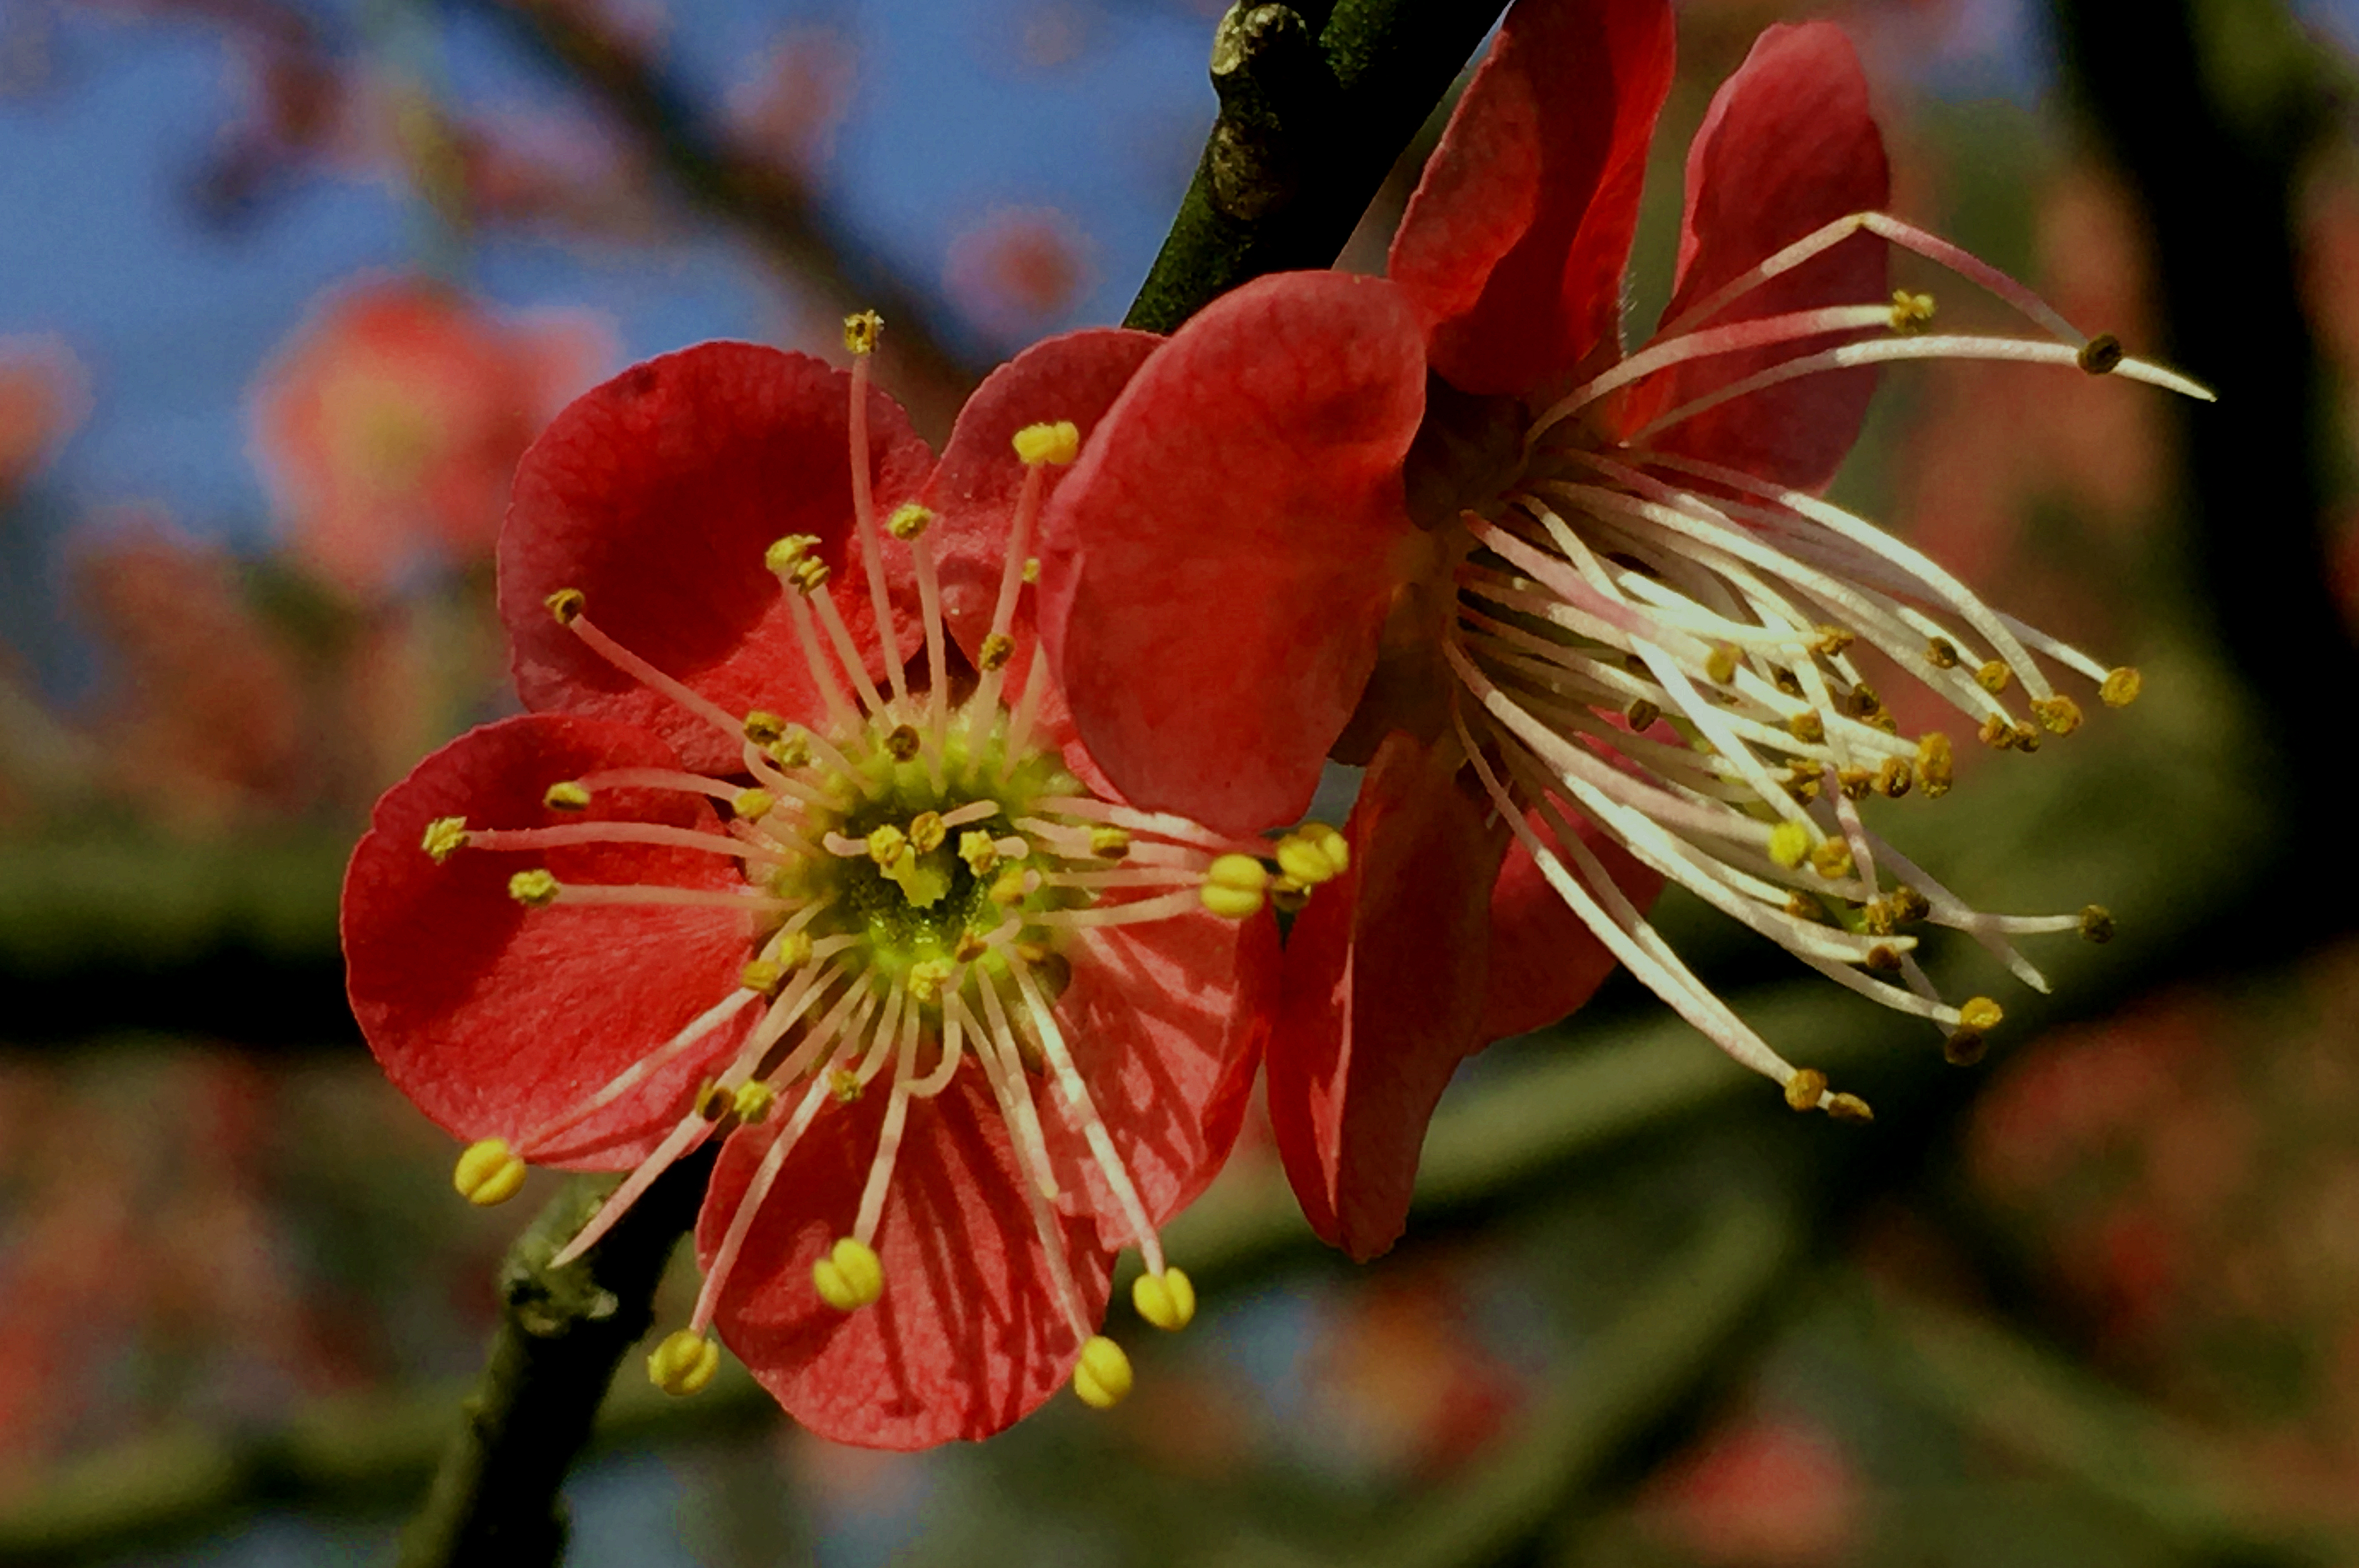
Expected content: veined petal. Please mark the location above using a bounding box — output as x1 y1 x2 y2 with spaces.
342 714 756 1169
1266 733 1499 1261
1039 272 1429 837
1629 23 1890 491
1389 0 1675 397
1480 804 1660 1042
502 342 934 772
1037 903 1282 1244
700 1076 1112 1449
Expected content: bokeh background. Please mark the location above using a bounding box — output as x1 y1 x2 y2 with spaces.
7 0 2359 1563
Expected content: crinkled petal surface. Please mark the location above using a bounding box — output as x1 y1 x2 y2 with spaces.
700 1075 1112 1448
343 714 756 1169
1631 22 1890 491
1389 0 1675 396
1267 733 1497 1260
1479 804 1661 1042
1040 274 1428 837
925 327 1162 777
502 343 934 772
1035 906 1281 1247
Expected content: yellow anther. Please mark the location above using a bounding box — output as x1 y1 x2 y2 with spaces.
1267 874 1312 914
1842 682 1882 720
1888 289 1936 334
1813 624 1856 657
1012 420 1081 466
1890 884 1930 925
1772 666 1805 697
1200 854 1269 919
842 309 883 356
790 556 830 594
906 958 956 1002
732 787 776 821
731 1081 774 1124
1783 1069 1827 1112
1705 643 1740 684
1784 892 1828 923
740 959 786 996
744 711 787 746
696 1080 734 1121
978 632 1014 671
1917 733 1955 797
1875 757 1913 798
885 724 922 761
1275 825 1348 886
1787 710 1825 744
1013 939 1051 965
422 816 469 863
829 1067 862 1104
2100 666 2142 707
1625 696 1661 731
2080 904 2117 944
1089 825 1132 861
1838 767 1874 801
771 731 813 768
774 930 815 968
908 811 947 854
1865 943 1903 973
1944 1029 1988 1067
544 781 592 812
1783 765 1822 805
1925 636 1961 669
1071 1334 1134 1409
1958 996 2003 1032
954 929 990 962
866 824 909 869
1767 821 1812 869
2014 724 2044 754
508 869 560 907
886 501 934 541
1977 712 2015 750
647 1329 720 1397
1975 659 2012 695
1133 1267 1197 1331
764 534 820 574
1300 821 1348 876
958 829 1000 877
1022 557 1040 585
1863 899 1894 937
2078 332 2123 374
989 867 1029 906
812 1236 884 1311
1810 838 1853 880
2033 696 2083 736
544 587 584 624
1826 1092 1875 1123
454 1137 527 1206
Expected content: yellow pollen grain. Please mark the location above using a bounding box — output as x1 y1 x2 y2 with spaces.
813 1236 885 1311
1200 854 1269 919
790 556 830 594
1959 996 2004 1032
1890 885 1930 924
2078 332 2124 374
867 824 909 869
1089 825 1132 860
1013 939 1050 965
1134 1267 1197 1331
744 711 787 746
1917 733 1955 797
2102 666 2143 707
544 781 591 812
1785 892 1827 923
508 869 560 907
1813 625 1855 657
886 502 934 541
544 587 584 624
1876 757 1913 798
732 1081 775 1124
1925 636 1961 669
1787 710 1825 744
1978 712 2015 750
1013 420 1080 466
959 829 1000 877
772 730 813 769
1275 827 1347 886
1843 683 1882 721
2034 696 2084 735
1767 821 1812 869
1705 643 1740 684
1810 838 1853 880
978 632 1014 672
842 310 882 356
1072 1335 1134 1409
422 816 469 863
2080 904 2117 944
1889 289 1936 333
775 930 815 969
647 1329 721 1397
1022 557 1040 585
740 959 786 996
829 1068 862 1104
454 1137 526 1206
732 787 776 821
989 867 1028 907
906 957 955 1002
1975 659 2012 695
1783 1069 1827 1112
1839 767 1874 801
1863 899 1894 937
764 534 820 574
908 811 947 854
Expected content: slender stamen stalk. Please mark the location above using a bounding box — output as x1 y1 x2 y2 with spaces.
846 349 908 708
567 614 744 738
465 822 788 864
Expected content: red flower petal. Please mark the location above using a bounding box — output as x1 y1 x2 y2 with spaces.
1630 23 1891 492
1479 805 1660 1041
1388 0 1675 397
1035 904 1282 1245
700 1074 1112 1448
342 714 756 1169
502 342 934 773
924 326 1162 780
1265 734 1499 1260
1039 273 1429 837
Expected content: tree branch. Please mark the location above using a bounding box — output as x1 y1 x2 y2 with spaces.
1124 0 1507 332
